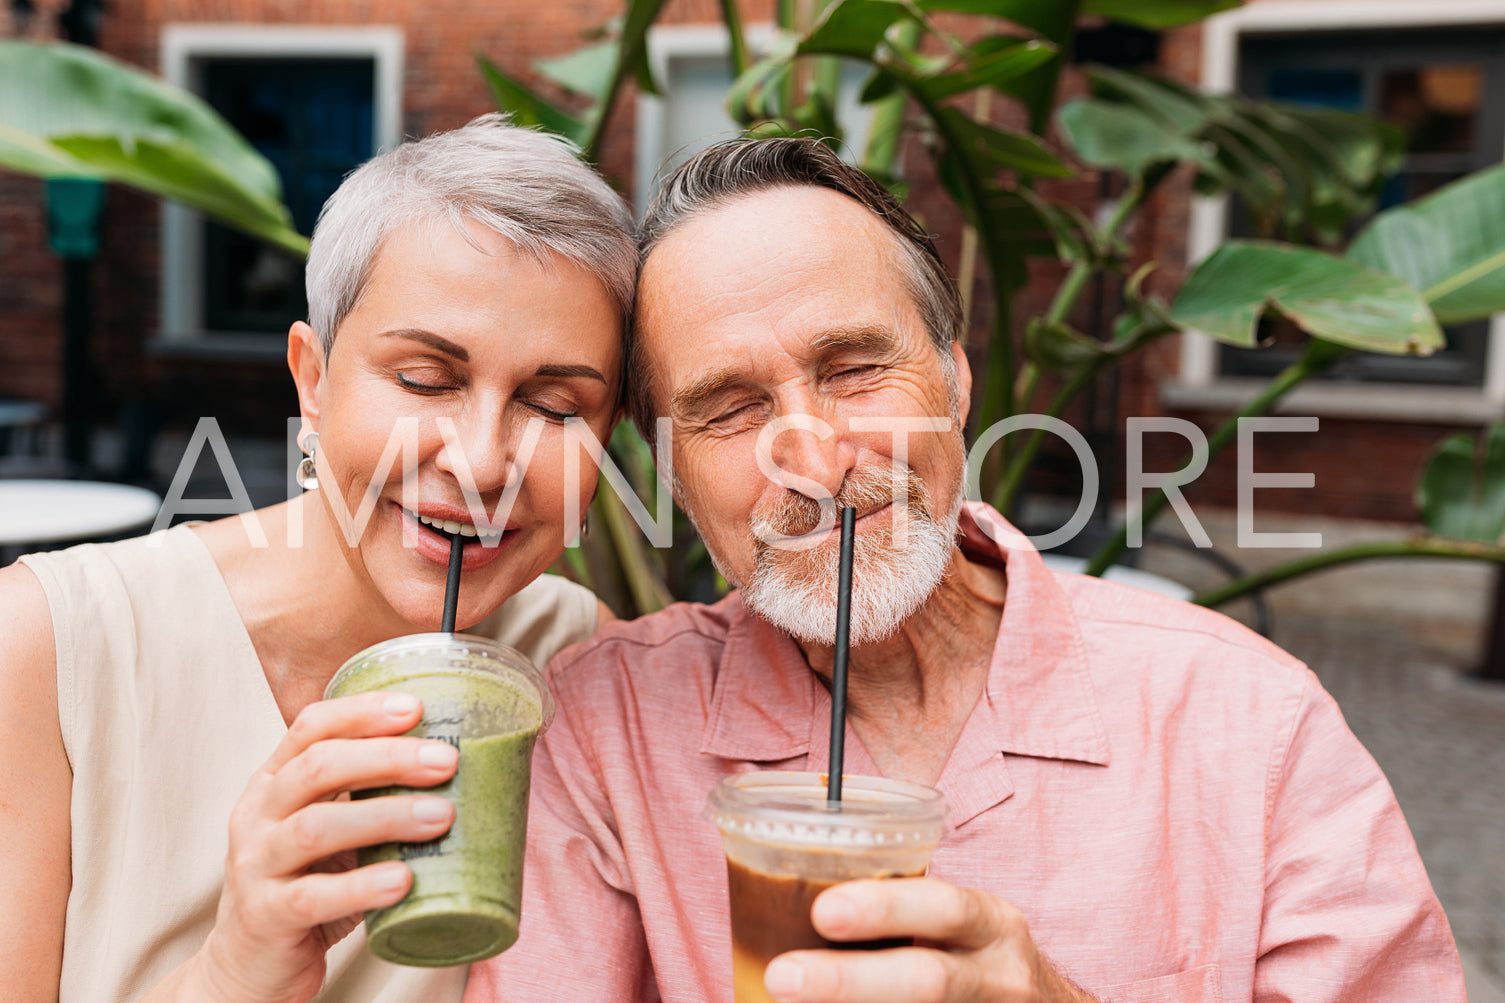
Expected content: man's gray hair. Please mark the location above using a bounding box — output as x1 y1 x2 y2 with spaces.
631 137 963 440
306 112 636 356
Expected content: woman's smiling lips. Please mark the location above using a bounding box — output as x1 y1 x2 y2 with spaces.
396 502 520 571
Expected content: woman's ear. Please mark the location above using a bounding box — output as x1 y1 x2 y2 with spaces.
287 321 325 430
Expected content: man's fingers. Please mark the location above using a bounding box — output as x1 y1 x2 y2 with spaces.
259 795 455 876
811 879 1012 952
260 736 458 819
262 692 424 773
764 946 975 1003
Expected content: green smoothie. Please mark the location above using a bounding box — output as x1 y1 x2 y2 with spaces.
325 634 551 968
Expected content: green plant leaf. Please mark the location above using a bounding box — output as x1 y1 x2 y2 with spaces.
1417 425 1505 542
535 39 618 101
0 122 100 178
1025 318 1108 373
798 0 922 58
0 40 305 253
1057 98 1210 178
53 134 308 256
1082 0 1240 30
914 37 1056 100
934 106 1072 177
915 0 1073 41
1170 240 1444 355
1347 164 1505 325
1086 66 1210 133
477 54 589 145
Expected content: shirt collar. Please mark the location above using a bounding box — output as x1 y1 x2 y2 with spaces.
700 502 1110 770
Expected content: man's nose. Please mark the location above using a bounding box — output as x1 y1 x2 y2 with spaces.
765 411 856 505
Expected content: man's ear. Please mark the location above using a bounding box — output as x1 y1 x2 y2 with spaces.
287 321 325 432
950 339 973 427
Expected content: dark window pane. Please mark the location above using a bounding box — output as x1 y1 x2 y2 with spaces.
200 58 375 334
1225 30 1504 388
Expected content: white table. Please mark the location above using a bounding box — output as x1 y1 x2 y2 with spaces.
0 479 163 547
1040 552 1194 601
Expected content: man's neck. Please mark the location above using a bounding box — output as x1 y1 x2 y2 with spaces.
796 545 1007 786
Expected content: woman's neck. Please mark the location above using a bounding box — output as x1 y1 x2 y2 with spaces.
194 493 419 725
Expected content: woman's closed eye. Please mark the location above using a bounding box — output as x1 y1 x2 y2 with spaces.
396 369 460 394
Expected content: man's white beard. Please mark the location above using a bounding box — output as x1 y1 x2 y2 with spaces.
737 462 963 647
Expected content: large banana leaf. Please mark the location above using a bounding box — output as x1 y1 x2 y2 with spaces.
1346 164 1505 325
1170 240 1443 355
1081 0 1240 29
1417 425 1505 542
0 40 307 257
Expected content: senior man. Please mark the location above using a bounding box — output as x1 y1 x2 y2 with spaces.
466 138 1463 1003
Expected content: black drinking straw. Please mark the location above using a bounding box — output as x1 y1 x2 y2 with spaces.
441 532 463 633
827 506 856 804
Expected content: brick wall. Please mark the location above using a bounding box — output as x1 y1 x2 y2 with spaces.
0 0 1481 520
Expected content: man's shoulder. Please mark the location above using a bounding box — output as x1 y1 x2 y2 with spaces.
1053 568 1301 670
547 592 745 684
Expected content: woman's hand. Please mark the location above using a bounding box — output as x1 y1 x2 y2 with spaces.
761 878 1099 1003
158 691 458 1003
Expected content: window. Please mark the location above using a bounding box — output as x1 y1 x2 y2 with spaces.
159 26 402 352
1175 2 1505 421
636 24 876 214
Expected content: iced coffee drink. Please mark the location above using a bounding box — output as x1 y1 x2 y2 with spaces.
709 772 946 1003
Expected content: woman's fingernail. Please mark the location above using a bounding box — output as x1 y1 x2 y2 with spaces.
764 958 804 999
412 798 451 823
384 693 420 717
418 742 457 768
374 865 407 892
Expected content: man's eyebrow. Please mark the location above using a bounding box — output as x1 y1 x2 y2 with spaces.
379 328 469 362
671 367 747 419
808 325 900 356
535 363 609 385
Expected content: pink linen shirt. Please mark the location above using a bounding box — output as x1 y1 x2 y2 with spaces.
467 503 1463 1002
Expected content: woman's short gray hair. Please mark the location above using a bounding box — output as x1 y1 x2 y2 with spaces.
306 113 636 355
632 137 962 441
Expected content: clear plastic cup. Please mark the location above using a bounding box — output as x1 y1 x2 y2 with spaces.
708 771 947 1003
324 633 553 967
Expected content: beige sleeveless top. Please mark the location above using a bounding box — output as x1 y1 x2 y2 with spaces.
21 525 599 1003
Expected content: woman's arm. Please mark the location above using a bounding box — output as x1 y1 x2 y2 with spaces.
0 563 72 1001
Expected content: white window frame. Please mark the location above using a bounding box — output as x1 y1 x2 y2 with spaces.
158 24 404 349
635 23 876 215
1168 0 1505 423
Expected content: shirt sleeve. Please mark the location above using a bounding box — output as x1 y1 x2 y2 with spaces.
462 682 660 1002
1255 672 1465 1001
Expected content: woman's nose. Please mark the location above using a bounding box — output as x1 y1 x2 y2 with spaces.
434 416 521 495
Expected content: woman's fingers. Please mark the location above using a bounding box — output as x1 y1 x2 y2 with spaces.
243 861 415 939
261 691 424 773
259 736 458 819
260 795 455 876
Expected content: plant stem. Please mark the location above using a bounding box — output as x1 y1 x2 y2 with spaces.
1194 536 1505 609
1083 341 1337 577
718 0 750 76
860 21 921 175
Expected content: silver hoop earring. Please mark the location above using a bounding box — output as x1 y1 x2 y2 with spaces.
297 430 320 491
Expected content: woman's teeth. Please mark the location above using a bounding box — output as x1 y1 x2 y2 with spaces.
414 512 502 540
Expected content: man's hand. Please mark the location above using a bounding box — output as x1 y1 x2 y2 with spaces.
761 878 1098 1003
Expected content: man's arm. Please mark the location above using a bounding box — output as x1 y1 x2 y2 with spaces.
1256 675 1464 1000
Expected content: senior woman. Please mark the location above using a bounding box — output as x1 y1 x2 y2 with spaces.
0 114 635 1002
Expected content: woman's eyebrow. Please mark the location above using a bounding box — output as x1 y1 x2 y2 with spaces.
535 364 609 384
379 328 469 362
